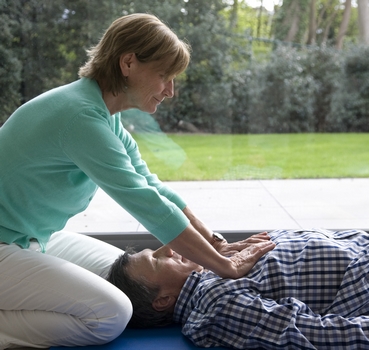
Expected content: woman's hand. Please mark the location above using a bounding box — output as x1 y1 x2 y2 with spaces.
213 231 272 256
227 239 276 278
168 227 275 279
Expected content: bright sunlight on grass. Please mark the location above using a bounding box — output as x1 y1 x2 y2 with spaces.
133 133 369 181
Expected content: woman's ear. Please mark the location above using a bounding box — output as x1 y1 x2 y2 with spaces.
152 294 177 312
119 53 135 76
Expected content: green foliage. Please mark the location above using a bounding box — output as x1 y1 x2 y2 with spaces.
0 1 22 124
231 47 318 133
230 45 369 133
141 0 237 133
272 0 310 44
0 0 121 122
1 0 368 134
327 45 369 132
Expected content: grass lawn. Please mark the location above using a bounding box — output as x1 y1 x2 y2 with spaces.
132 133 369 181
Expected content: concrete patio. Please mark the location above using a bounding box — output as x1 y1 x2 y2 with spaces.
65 178 369 245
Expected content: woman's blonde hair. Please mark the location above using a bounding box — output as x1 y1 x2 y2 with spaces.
79 13 191 95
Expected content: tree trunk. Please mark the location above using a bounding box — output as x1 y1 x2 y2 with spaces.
285 1 301 42
336 0 352 49
358 0 369 45
257 0 264 37
307 0 316 45
229 0 238 30
321 10 337 46
316 0 333 29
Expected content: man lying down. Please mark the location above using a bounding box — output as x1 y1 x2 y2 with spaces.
107 228 369 349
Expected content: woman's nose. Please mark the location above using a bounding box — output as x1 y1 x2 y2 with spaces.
163 80 174 98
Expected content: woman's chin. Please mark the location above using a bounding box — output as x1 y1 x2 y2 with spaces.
140 106 157 114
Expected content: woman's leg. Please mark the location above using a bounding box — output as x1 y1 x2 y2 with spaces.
0 242 132 349
45 230 124 279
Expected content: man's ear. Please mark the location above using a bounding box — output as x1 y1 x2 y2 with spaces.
119 53 135 76
152 294 177 312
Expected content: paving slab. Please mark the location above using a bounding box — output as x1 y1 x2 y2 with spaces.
64 178 369 234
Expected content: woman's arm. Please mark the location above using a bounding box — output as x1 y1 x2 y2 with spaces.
167 224 275 279
182 206 272 256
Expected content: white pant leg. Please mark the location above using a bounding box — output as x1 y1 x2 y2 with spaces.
45 231 124 279
0 242 132 349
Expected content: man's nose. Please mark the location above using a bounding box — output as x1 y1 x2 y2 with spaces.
162 245 174 257
155 245 174 257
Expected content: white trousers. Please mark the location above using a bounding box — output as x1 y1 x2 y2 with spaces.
0 231 132 349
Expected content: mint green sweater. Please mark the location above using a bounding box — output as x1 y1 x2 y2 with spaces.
0 78 189 251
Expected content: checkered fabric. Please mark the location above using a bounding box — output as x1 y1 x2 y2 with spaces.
174 229 369 349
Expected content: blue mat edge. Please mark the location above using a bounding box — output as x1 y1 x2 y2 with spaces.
51 324 228 350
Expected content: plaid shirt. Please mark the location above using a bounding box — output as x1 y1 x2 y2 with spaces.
173 229 369 349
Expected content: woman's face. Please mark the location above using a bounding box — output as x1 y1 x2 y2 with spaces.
127 245 202 295
124 56 175 114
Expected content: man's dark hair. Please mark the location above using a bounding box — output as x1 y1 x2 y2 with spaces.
107 248 174 328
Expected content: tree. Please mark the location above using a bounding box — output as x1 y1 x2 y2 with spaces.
166 0 234 133
0 0 122 122
1 0 369 133
284 2 301 42
229 0 239 30
256 0 264 37
273 0 310 44
317 0 340 46
0 0 22 124
222 1 275 64
336 0 351 49
357 0 369 45
307 0 317 45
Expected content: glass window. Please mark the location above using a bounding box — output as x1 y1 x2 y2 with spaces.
2 0 369 240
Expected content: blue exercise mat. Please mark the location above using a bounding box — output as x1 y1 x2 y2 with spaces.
52 325 228 350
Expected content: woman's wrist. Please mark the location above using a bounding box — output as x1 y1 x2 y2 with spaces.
211 232 225 244
211 232 231 254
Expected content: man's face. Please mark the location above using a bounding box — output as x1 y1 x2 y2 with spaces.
127 245 203 295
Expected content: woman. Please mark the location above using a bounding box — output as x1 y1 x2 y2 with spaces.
0 13 274 348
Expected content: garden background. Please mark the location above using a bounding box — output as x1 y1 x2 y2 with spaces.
1 0 368 179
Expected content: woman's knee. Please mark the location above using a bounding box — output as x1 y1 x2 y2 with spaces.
113 291 133 334
96 290 133 343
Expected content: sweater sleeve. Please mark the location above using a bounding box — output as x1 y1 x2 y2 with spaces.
112 114 187 210
60 109 189 244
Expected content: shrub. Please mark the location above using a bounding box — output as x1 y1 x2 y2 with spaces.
327 46 369 132
230 45 369 134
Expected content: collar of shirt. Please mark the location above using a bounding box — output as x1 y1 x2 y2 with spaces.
174 270 221 324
